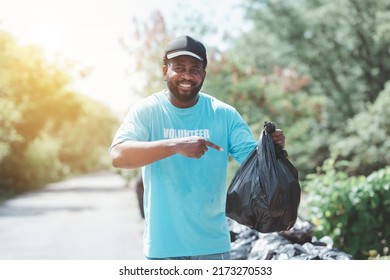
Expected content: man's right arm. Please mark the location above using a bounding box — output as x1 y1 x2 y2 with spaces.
110 139 178 169
110 137 223 169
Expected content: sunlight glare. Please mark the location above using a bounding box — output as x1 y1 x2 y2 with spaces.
23 16 64 56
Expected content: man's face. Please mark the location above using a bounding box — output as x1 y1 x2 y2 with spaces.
163 55 206 108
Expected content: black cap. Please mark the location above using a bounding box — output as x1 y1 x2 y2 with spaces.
164 35 207 64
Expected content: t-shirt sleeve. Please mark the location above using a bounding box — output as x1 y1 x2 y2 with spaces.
228 110 257 165
110 101 150 149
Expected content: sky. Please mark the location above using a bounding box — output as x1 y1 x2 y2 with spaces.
0 0 244 115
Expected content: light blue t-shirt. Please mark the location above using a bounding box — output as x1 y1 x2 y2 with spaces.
111 90 256 258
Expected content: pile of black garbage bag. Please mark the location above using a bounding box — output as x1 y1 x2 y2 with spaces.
229 217 353 260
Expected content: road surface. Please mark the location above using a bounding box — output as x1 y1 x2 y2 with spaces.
0 171 145 260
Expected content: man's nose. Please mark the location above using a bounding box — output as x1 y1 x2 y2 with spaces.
180 70 192 79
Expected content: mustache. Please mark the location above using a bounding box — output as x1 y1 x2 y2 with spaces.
177 79 195 86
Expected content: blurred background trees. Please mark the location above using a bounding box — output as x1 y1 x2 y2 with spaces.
0 30 119 198
209 0 390 177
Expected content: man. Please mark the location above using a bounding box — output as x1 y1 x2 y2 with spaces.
110 35 285 260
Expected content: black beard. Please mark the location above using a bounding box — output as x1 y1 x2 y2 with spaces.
166 79 204 105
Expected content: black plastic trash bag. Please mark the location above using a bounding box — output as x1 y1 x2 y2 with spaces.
226 121 301 233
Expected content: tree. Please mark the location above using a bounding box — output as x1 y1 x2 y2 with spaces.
120 11 170 97
218 0 390 175
244 0 390 123
0 30 118 197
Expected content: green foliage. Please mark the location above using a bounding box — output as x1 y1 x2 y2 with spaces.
4 133 66 193
211 0 390 177
50 97 119 174
330 82 390 175
0 30 119 199
0 32 82 143
245 0 390 123
303 160 390 259
0 96 21 162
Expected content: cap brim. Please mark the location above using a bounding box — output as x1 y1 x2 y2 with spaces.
166 51 203 61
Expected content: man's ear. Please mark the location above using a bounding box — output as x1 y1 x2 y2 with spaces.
162 65 168 77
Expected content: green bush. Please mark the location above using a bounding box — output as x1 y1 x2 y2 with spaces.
0 133 67 196
303 159 390 259
330 82 390 176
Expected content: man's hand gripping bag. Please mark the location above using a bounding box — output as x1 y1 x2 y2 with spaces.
226 121 301 233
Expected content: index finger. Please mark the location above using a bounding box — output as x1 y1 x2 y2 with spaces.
205 140 224 152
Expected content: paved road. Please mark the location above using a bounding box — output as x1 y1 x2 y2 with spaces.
0 171 145 260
